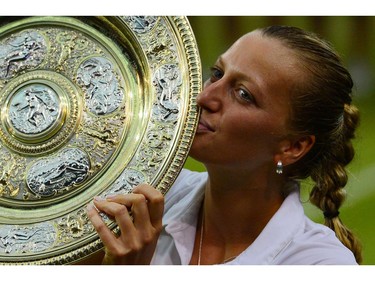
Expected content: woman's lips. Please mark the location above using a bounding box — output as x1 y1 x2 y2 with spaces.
197 119 214 132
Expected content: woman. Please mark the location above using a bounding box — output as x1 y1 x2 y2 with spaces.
86 25 362 265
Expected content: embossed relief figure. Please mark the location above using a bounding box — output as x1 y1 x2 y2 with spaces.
0 30 46 78
9 86 59 134
77 57 124 115
27 148 90 197
0 223 56 254
153 64 182 120
87 25 362 265
127 16 158 34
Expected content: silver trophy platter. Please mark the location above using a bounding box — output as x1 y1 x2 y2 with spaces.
0 16 201 264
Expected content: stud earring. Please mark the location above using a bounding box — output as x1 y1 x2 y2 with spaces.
276 160 283 174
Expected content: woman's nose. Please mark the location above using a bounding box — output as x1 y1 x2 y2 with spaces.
196 80 224 112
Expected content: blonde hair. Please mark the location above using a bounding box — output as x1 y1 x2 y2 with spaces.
261 25 362 263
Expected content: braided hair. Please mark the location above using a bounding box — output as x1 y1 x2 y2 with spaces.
261 25 362 263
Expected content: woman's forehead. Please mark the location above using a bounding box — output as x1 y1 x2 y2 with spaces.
220 31 301 88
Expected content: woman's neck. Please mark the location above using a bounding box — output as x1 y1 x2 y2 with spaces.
202 165 285 245
190 166 286 265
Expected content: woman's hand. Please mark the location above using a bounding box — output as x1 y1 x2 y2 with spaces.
86 184 164 265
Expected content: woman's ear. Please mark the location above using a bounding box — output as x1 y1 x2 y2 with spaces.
275 135 315 166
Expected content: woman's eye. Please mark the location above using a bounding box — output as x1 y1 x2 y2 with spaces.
238 88 255 103
209 67 223 82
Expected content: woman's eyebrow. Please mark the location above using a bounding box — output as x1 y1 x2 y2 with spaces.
216 54 267 106
218 54 262 90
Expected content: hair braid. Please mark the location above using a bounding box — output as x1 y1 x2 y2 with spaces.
261 25 362 263
310 103 362 263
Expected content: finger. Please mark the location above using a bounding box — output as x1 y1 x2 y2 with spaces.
128 193 153 232
103 193 153 234
105 193 141 207
86 202 119 249
132 184 164 229
104 185 164 229
93 198 136 237
93 197 131 220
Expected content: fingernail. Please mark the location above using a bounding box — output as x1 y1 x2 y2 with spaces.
86 202 94 211
105 194 117 200
94 196 105 202
87 201 100 213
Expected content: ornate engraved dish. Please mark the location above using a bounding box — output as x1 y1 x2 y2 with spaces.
0 16 201 264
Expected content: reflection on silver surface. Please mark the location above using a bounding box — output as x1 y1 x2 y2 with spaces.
8 84 60 134
126 16 158 34
0 30 46 78
77 57 124 115
26 148 90 197
108 168 146 195
153 64 181 121
0 222 56 254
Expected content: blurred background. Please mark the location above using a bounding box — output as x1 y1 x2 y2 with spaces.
184 16 375 264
